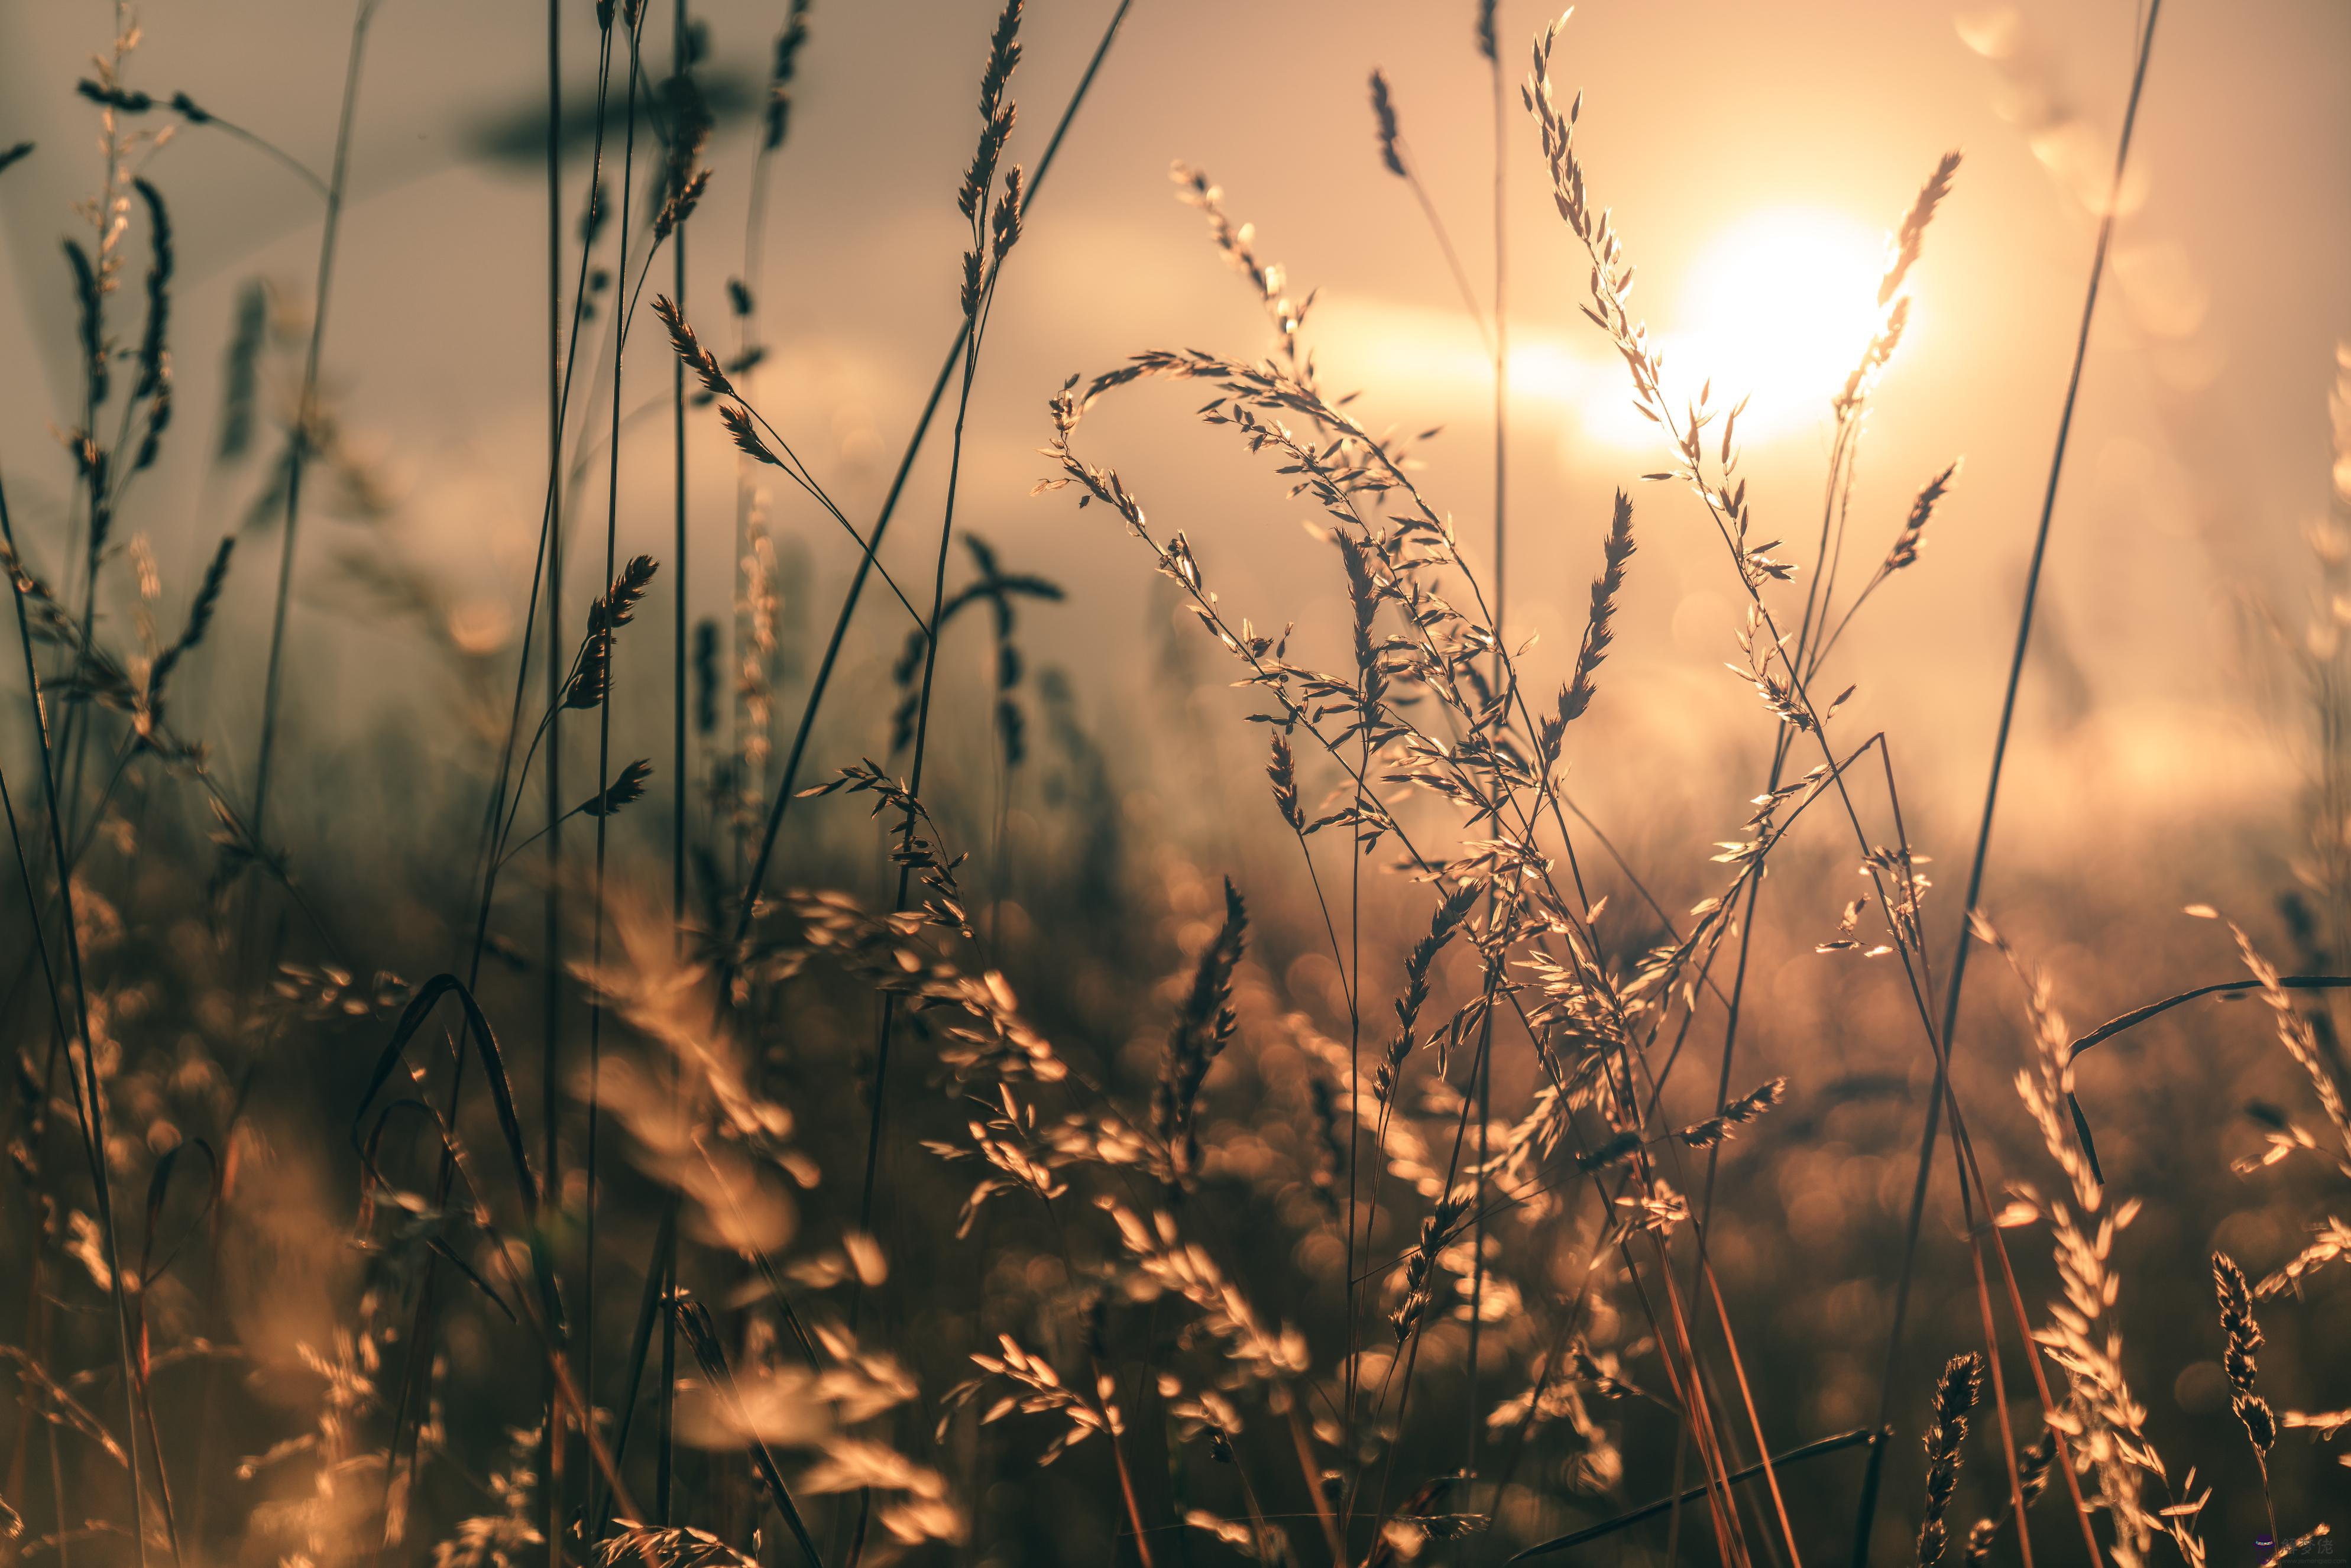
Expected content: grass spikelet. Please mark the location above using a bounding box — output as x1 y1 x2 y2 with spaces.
655 66 713 235
2254 1216 2351 1299
581 757 653 819
959 246 985 321
1918 1352 1983 1568
692 617 719 736
140 532 234 727
1982 913 2203 1568
1391 1194 1467 1343
560 555 659 715
652 292 734 398
1154 876 1248 1180
1168 163 1310 348
131 177 173 402
1679 1076 1786 1149
1377 879 1481 1106
1884 460 1960 576
1837 150 1963 415
1266 728 1305 832
653 165 709 242
1731 607 1815 733
2269 1528 2337 1566
564 634 611 710
991 164 1025 261
2220 916 2351 1163
2213 1252 2279 1536
216 279 265 458
762 0 812 150
800 760 972 934
719 401 778 465
590 552 659 633
1308 1072 1345 1212
160 532 233 660
1964 1420 2059 1559
64 238 107 409
1097 1200 1309 1384
1369 69 1406 177
76 77 154 114
1336 534 1376 651
2213 1253 2272 1450
1883 150 1964 307
598 1524 760 1567
1555 488 1635 734
956 0 1022 224
2017 1426 2057 1505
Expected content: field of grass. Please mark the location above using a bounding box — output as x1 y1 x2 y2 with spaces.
0 1 2345 1564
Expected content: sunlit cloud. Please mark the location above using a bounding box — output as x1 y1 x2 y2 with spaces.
1510 338 1657 451
1330 204 1895 461
1320 299 1660 455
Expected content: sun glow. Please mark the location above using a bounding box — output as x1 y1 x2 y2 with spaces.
1353 207 1902 455
1667 206 1892 438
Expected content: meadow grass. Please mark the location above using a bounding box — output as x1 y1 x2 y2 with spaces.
0 4 2344 1566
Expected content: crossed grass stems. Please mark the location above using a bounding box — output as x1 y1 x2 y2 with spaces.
378 0 1061 1548
1037 219 1927 1568
397 0 1126 1555
995 13 2171 1564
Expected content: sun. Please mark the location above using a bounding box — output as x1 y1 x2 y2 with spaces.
1670 206 1891 438
1507 205 1900 452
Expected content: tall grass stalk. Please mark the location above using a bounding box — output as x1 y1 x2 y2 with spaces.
1471 0 1509 1484
0 452 151 1561
540 0 565 1556
726 0 1134 960
250 0 381 845
663 0 694 1527
382 1 629 1531
670 0 692 937
1527 27 2110 1556
587 2 652 1512
1855 5 2166 1560
857 0 1028 1290
1662 144 1966 1568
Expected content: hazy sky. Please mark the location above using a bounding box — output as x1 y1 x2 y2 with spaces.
1 0 2346 872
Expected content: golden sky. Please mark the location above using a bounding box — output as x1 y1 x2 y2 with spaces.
1 0 2344 864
